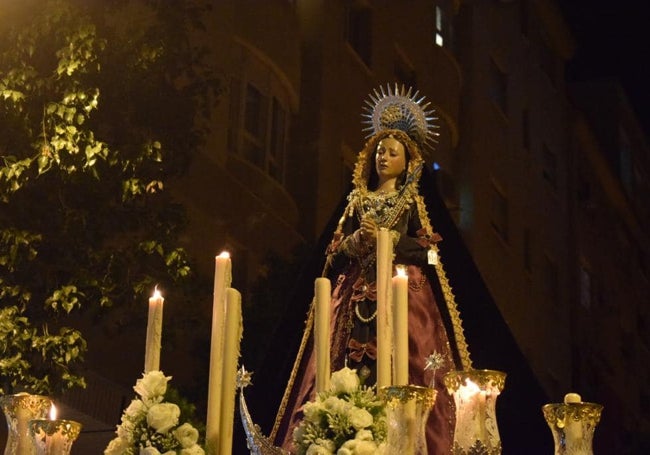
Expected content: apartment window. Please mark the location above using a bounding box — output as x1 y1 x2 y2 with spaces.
242 83 266 168
346 1 372 67
434 1 454 49
490 180 509 242
230 79 290 184
489 58 507 115
269 98 286 182
542 144 557 189
435 6 444 46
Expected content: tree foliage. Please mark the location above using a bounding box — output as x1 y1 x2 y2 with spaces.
0 0 218 394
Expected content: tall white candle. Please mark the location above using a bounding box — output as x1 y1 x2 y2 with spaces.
144 287 164 373
206 252 232 455
218 288 242 455
314 277 331 393
376 228 393 389
393 266 409 385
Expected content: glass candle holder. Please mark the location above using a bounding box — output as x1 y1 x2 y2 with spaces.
542 393 603 455
379 385 437 455
0 393 52 455
28 419 82 455
443 369 506 455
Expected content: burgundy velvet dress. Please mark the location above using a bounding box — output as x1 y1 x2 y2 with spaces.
273 130 462 454
275 201 457 454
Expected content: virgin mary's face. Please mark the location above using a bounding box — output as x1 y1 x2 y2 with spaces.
375 137 407 182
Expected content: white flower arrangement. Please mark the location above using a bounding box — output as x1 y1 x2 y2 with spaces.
292 367 386 455
105 370 205 455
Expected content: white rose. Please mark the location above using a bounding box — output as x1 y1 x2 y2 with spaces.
323 396 352 415
355 429 373 441
315 438 336 452
104 437 130 455
125 399 146 418
338 440 357 451
306 443 333 455
140 447 161 455
349 408 373 430
134 371 171 402
146 403 180 433
329 367 359 395
173 423 199 448
354 440 378 455
116 421 134 441
180 445 206 455
303 400 325 422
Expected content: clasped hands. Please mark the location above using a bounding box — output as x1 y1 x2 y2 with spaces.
358 216 379 244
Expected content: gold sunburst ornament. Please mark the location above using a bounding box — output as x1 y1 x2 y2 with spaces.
362 83 440 151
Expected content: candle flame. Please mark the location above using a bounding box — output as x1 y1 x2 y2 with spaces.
459 378 500 398
456 378 482 401
218 251 230 259
49 403 57 420
396 265 407 277
152 285 162 299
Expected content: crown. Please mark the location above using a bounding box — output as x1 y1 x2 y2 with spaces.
362 83 440 150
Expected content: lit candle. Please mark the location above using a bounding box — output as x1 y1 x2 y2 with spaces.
218 288 242 455
29 404 82 455
444 370 506 453
144 286 164 373
206 252 232 455
461 379 485 443
393 266 409 385
376 228 394 389
314 277 332 393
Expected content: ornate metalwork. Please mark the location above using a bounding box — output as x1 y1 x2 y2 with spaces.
443 369 507 393
238 368 289 455
379 384 437 408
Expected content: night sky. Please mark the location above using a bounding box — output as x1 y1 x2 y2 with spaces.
558 0 650 135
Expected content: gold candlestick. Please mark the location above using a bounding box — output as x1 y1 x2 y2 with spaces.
0 393 52 455
542 393 603 455
29 419 82 455
444 369 506 455
380 385 437 455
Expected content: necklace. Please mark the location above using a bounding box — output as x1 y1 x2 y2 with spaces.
355 302 377 323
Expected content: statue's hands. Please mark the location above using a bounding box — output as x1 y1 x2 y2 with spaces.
359 216 378 244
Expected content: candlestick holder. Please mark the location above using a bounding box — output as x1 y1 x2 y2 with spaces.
542 393 603 455
28 419 82 455
379 385 437 454
443 369 506 455
0 393 52 455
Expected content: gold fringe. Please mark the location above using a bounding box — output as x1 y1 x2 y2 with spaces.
270 299 315 442
414 194 473 370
